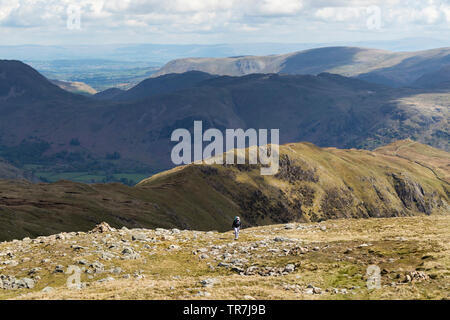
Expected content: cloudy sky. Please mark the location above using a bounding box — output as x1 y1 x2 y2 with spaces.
0 0 449 45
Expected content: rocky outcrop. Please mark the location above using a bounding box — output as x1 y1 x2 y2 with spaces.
391 173 431 214
0 275 35 290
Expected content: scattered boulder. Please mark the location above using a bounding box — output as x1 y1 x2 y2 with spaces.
28 267 41 276
90 222 114 234
196 291 211 297
87 261 104 274
284 264 295 273
200 278 218 288
54 265 65 273
98 276 115 283
132 233 148 241
0 275 35 290
403 271 429 283
273 237 292 242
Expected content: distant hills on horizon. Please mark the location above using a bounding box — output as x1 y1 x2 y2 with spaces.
1 37 449 63
20 44 450 93
152 46 450 89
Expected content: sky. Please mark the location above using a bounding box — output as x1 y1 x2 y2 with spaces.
0 0 449 46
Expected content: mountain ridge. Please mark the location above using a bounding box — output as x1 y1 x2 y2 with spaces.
0 60 448 181
152 46 450 88
0 140 447 242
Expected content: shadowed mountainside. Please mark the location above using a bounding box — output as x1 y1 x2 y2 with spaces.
0 60 448 179
111 71 215 101
412 65 450 89
0 159 37 181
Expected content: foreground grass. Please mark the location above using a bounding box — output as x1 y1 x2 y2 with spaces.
0 215 448 300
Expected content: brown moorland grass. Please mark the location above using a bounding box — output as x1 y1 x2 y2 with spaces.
0 215 448 300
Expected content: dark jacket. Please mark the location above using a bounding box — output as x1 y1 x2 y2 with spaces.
232 219 241 228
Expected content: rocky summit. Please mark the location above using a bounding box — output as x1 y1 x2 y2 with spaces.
0 216 448 300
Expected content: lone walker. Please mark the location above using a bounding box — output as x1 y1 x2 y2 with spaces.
232 216 241 240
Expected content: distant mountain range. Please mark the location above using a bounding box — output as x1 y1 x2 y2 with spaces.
1 38 448 62
0 55 448 180
153 46 450 88
0 140 447 241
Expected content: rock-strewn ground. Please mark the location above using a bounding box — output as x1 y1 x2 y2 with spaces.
0 216 449 300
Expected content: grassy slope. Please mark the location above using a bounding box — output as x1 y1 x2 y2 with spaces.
0 140 448 242
375 139 450 184
50 79 97 96
140 140 449 222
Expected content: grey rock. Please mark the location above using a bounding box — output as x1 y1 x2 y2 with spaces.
304 288 314 295
28 267 41 275
196 291 211 297
18 277 35 289
218 262 230 268
54 265 65 273
98 276 115 283
132 233 148 241
284 264 295 273
200 278 218 288
111 267 122 274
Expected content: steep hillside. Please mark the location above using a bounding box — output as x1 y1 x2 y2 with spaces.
0 141 447 242
0 60 78 101
152 47 450 88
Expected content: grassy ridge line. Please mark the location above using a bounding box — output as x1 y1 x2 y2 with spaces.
375 139 450 184
0 140 448 242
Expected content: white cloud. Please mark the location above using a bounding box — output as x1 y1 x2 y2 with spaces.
421 6 441 24
442 5 450 22
247 0 304 16
0 0 448 45
315 7 364 22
